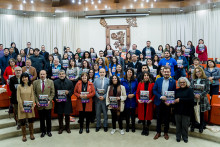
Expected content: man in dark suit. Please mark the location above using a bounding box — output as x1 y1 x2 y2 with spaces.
53 70 74 134
40 45 49 61
29 48 47 77
9 66 22 130
127 54 142 78
153 66 176 140
33 70 55 137
129 44 141 56
24 42 32 55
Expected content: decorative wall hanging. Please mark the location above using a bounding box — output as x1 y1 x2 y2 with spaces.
126 17 137 27
100 18 107 28
106 25 130 50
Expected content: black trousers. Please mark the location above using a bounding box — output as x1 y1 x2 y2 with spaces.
20 118 34 126
125 108 136 127
111 109 123 129
156 103 171 133
209 85 219 96
38 109 52 133
79 103 91 128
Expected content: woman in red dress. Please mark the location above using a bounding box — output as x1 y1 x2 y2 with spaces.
136 71 155 136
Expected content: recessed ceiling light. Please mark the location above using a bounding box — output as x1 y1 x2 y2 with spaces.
98 0 101 4
31 0 34 4
154 0 157 2
91 1 94 5
78 1 81 5
105 5 107 9
72 0 75 3
146 0 149 2
134 0 137 2
23 0 26 4
95 5 97 9
85 0 88 3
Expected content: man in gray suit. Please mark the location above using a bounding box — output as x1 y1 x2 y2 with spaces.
93 68 109 132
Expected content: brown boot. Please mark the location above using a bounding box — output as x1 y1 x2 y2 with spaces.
21 126 27 142
65 115 71 133
58 115 64 134
29 123 35 140
153 133 161 140
164 133 169 140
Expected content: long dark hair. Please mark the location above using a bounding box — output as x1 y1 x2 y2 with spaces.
124 67 135 81
141 71 153 83
20 73 31 87
115 64 124 78
104 45 113 56
82 60 90 69
153 54 160 63
68 59 77 69
110 75 121 86
98 58 105 68
110 56 119 67
83 51 91 59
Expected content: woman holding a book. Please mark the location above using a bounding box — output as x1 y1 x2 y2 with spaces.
136 72 155 136
74 72 95 134
66 59 80 87
173 77 194 143
17 73 35 142
81 60 91 74
106 75 127 135
174 50 188 80
109 56 119 77
190 67 210 133
196 39 208 64
48 58 64 80
121 68 138 132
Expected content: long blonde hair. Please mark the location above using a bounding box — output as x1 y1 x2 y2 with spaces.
192 66 207 79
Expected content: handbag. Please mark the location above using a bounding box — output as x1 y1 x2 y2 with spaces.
194 102 200 123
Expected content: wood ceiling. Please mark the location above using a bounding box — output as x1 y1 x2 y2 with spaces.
0 0 219 14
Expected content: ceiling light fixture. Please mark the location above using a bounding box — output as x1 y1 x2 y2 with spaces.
23 0 26 4
31 0 34 4
72 0 75 3
98 0 101 4
85 13 149 18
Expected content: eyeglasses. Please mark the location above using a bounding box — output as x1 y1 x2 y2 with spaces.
179 82 186 84
15 70 22 72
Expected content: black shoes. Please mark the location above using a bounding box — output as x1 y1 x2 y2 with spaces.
79 128 83 134
190 126 194 132
132 127 135 133
40 132 46 138
199 128 203 133
126 126 129 132
176 139 181 142
145 127 149 136
86 127 90 133
47 132 52 137
96 127 100 132
184 140 188 143
104 127 108 132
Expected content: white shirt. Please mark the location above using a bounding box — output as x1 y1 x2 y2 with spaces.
40 79 47 91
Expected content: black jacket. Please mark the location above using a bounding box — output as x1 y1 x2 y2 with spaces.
40 51 49 61
53 78 74 115
9 76 20 104
174 87 194 116
29 55 47 73
127 61 142 77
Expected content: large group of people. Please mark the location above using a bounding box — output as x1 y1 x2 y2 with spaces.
0 39 219 143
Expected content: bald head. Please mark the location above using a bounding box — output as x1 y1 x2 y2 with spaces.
99 68 106 77
40 70 47 80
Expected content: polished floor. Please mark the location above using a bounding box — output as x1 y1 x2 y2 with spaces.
0 129 219 147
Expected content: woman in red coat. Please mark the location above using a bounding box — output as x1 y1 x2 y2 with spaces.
74 72 95 134
136 71 155 136
3 58 17 97
196 39 208 64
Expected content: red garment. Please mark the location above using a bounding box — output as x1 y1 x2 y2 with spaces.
3 65 18 97
196 45 208 61
74 80 95 112
136 82 155 120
